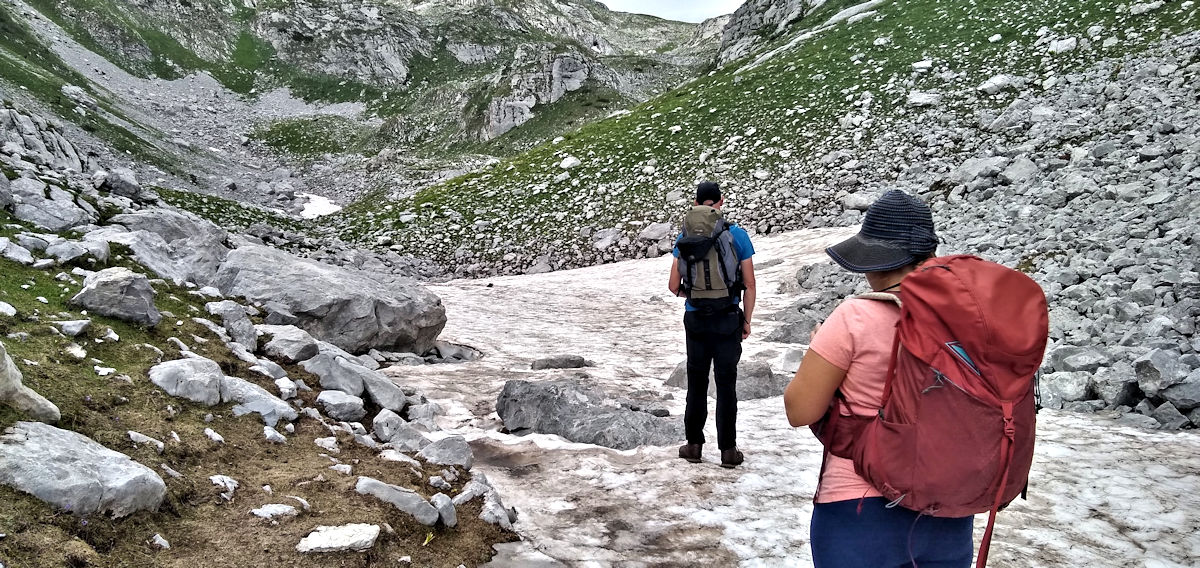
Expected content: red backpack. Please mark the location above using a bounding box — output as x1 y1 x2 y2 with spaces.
811 255 1049 568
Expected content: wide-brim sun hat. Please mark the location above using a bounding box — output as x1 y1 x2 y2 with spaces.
825 189 938 273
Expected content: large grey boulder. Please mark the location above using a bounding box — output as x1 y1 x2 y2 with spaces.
0 237 34 265
100 168 155 202
1162 369 1200 411
206 300 256 350
355 477 439 526
416 435 473 470
0 340 59 422
69 267 162 326
86 209 229 286
300 347 409 412
1152 402 1190 430
0 173 11 210
0 421 166 517
1135 349 1186 397
214 246 445 355
258 325 319 363
300 353 365 396
496 379 683 450
148 357 225 406
221 376 298 427
1039 371 1093 410
7 177 96 231
431 492 457 528
665 359 789 400
373 409 430 451
316 390 366 422
1093 364 1139 407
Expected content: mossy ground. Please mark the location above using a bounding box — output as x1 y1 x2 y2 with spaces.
0 211 516 567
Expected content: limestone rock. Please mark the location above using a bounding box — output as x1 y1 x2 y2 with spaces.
496 379 682 450
416 435 474 470
7 177 96 231
221 376 298 427
431 492 457 528
69 268 162 326
148 357 225 406
214 246 445 355
87 209 229 286
355 477 438 526
296 524 380 553
258 325 320 363
0 421 165 517
316 390 366 422
0 340 60 422
1135 349 1186 397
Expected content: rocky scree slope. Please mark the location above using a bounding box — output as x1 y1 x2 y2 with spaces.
15 0 716 152
333 0 1197 274
0 103 517 567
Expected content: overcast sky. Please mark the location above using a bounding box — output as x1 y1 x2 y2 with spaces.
600 0 746 23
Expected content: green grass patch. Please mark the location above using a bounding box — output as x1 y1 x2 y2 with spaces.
249 115 375 158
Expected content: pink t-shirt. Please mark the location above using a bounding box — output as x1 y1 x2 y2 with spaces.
808 297 901 504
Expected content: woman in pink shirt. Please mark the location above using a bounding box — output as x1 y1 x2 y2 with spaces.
784 190 974 567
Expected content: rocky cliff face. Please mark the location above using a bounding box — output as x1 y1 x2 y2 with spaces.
22 0 717 148
718 0 822 65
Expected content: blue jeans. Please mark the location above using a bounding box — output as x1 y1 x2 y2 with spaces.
811 498 974 568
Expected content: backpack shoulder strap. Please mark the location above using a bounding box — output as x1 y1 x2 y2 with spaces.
854 292 903 306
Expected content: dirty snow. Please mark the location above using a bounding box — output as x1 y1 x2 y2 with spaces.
298 193 343 219
383 227 1200 567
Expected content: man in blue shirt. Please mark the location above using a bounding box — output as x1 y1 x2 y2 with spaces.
668 181 756 468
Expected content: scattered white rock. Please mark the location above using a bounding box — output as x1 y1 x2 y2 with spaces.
559 156 581 169
907 91 942 107
204 428 225 444
210 475 239 500
127 431 165 454
264 426 286 444
251 504 298 520
149 534 170 550
296 524 380 553
1048 37 1079 54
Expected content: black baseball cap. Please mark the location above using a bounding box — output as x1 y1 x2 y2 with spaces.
695 181 721 204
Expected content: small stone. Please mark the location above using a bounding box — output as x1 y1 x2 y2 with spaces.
264 426 286 444
204 428 225 443
296 524 380 553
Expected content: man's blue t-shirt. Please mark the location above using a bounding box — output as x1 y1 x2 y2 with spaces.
673 224 754 311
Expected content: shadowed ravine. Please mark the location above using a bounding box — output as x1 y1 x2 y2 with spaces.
382 227 1200 567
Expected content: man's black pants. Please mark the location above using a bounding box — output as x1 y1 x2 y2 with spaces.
683 308 742 451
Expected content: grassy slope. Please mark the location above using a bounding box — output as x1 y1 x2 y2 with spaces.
0 210 514 567
0 4 175 171
332 0 1199 263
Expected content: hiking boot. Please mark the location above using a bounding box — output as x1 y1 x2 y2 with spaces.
720 448 744 468
678 443 702 463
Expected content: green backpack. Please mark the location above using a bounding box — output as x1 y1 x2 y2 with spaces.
677 205 743 306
